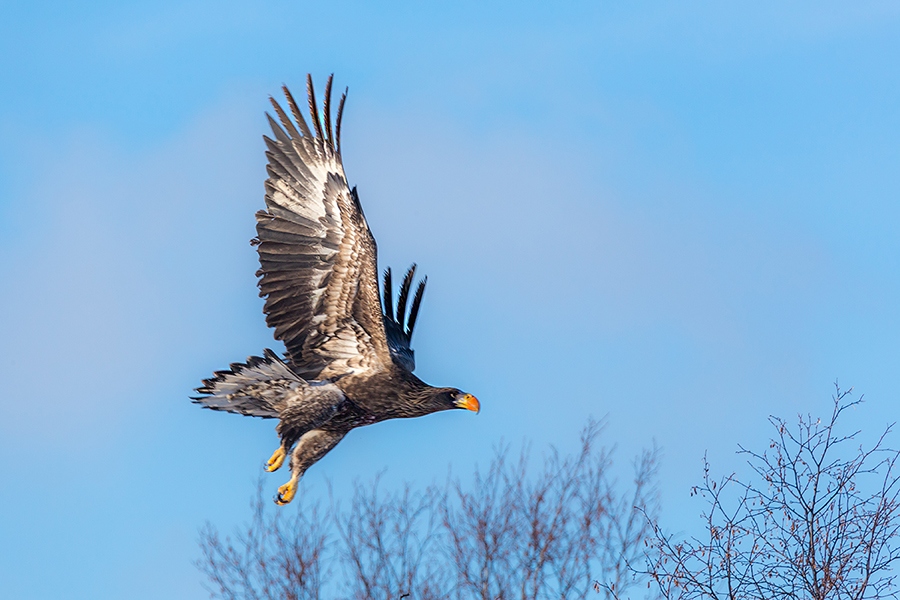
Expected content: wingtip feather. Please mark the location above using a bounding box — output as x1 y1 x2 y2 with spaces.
406 277 427 338
336 87 348 155
383 267 394 319
307 74 325 146
323 73 334 152
396 264 417 326
282 84 313 139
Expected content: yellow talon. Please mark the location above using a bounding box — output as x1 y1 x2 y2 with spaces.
275 477 298 505
266 447 286 472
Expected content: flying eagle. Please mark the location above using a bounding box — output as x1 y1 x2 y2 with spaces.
193 75 480 505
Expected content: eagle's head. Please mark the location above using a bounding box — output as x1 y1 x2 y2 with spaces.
440 389 480 413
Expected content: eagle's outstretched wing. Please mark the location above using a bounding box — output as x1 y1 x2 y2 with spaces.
381 265 426 373
254 75 391 379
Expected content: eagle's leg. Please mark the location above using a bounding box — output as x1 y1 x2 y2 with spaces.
274 428 347 505
265 445 286 472
271 386 345 479
276 474 299 505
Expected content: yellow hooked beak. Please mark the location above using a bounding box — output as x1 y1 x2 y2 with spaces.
455 393 480 413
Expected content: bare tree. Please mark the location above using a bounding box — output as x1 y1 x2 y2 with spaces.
197 421 660 599
334 479 447 600
197 481 329 600
441 420 660 600
644 386 900 600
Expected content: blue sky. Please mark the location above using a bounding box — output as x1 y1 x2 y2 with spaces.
2 1 899 597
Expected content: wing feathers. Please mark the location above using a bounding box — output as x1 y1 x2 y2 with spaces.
381 264 428 372
382 268 394 322
282 85 314 140
396 264 417 327
336 87 348 154
406 277 427 339
269 96 305 148
259 213 322 235
265 114 294 151
255 76 390 378
306 74 325 151
323 74 335 152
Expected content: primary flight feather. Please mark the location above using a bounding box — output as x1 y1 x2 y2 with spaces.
193 75 479 505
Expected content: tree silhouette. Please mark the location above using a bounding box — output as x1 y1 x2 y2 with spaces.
642 387 899 600
197 420 660 599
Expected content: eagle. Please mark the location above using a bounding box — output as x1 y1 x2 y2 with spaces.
193 75 480 505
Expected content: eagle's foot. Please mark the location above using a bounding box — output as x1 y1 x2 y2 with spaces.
275 477 298 505
265 447 286 472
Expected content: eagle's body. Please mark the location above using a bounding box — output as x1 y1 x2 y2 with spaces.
193 75 478 504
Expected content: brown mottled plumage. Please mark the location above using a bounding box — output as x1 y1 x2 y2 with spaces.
193 75 479 504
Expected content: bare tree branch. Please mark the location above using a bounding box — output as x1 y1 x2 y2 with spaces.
197 421 660 600
197 479 329 600
643 385 900 600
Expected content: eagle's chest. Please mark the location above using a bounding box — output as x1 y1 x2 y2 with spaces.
325 399 383 430
327 365 438 425
339 371 402 406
